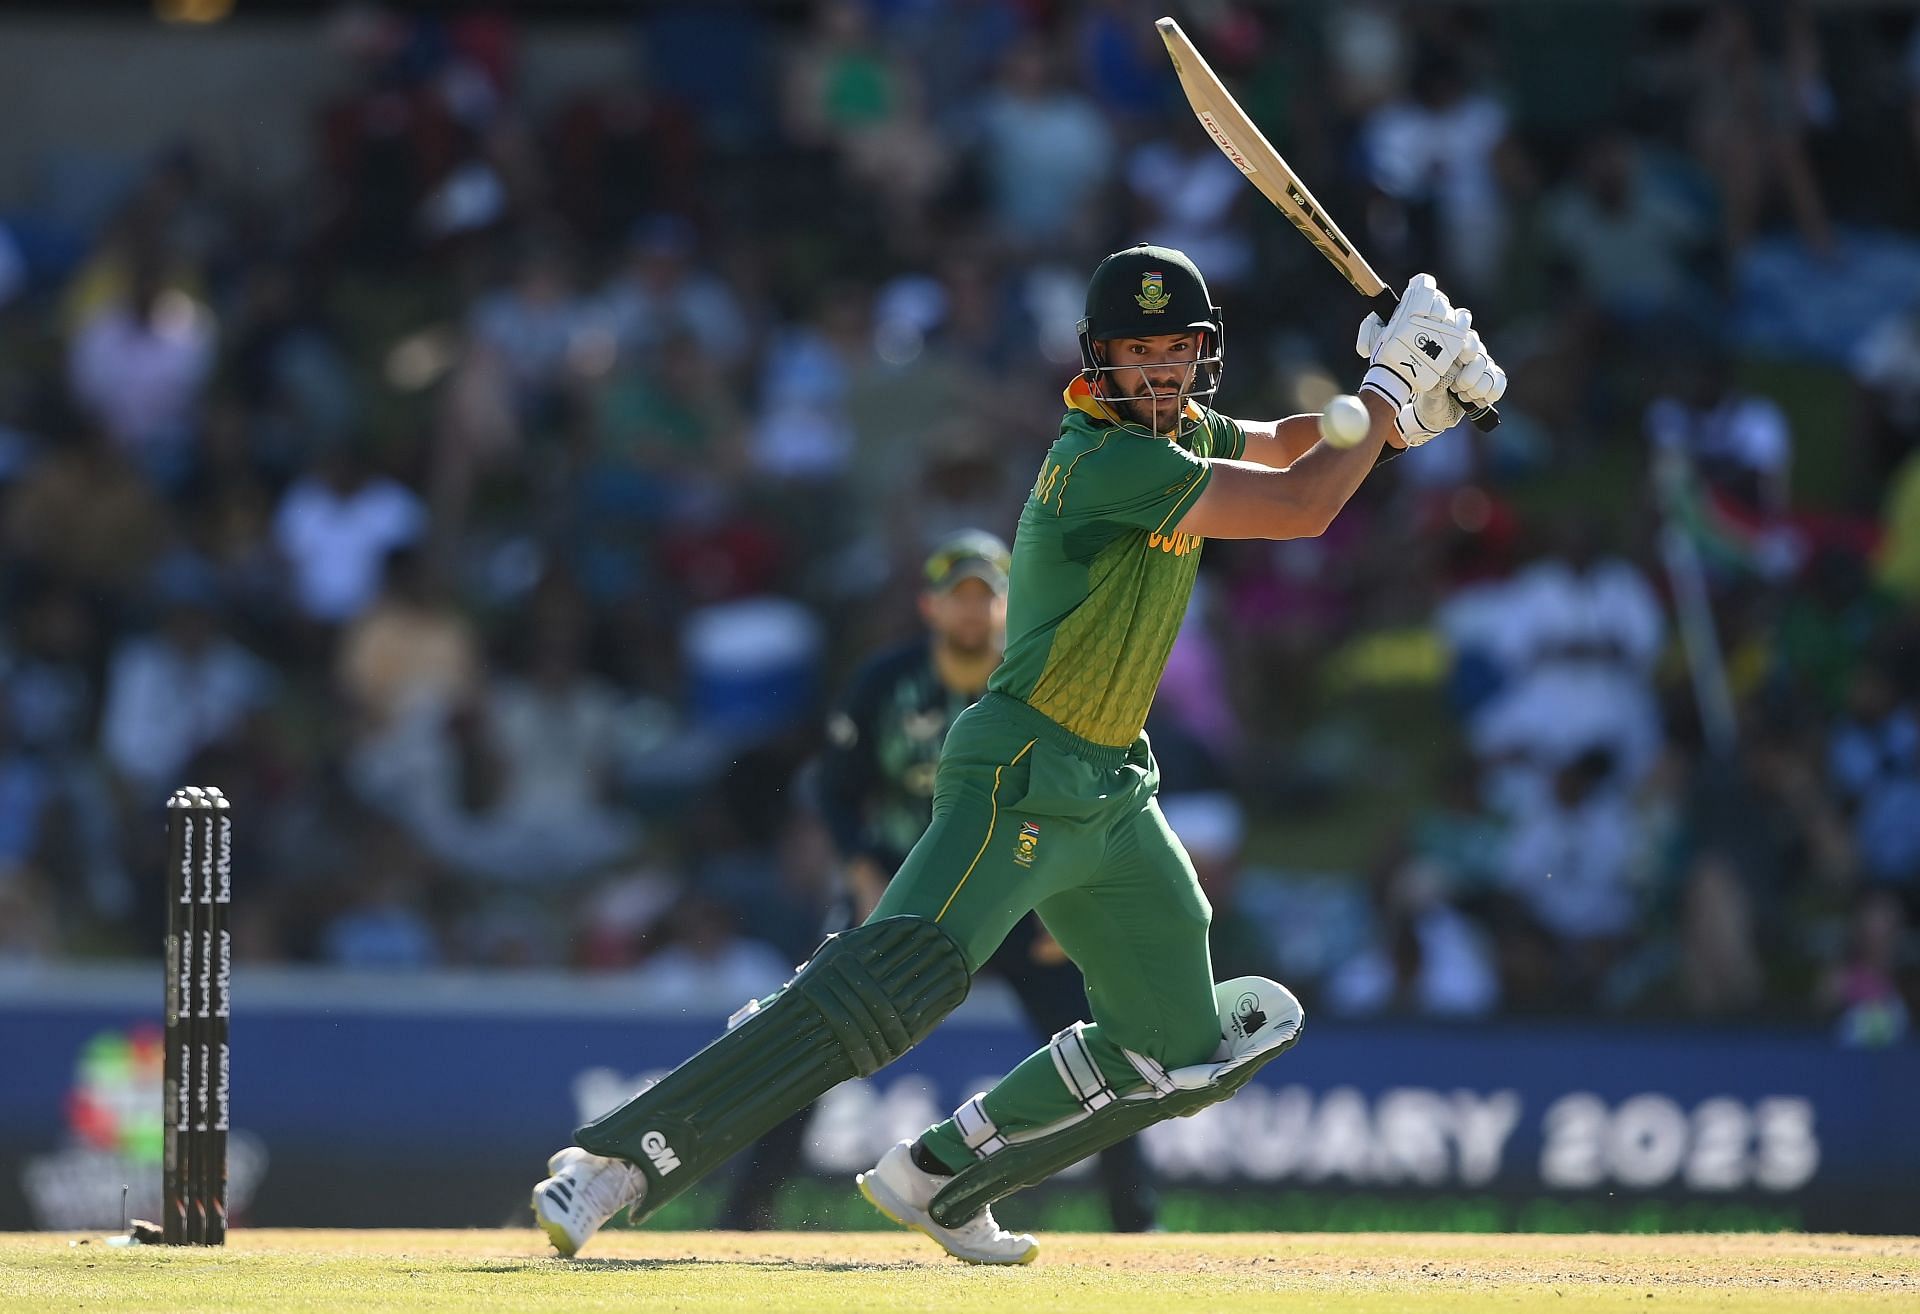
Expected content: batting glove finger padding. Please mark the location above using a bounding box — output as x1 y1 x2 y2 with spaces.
1355 310 1386 361
1395 390 1467 447
1449 335 1508 409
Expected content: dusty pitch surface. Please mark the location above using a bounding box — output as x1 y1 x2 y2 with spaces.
5 1229 1917 1312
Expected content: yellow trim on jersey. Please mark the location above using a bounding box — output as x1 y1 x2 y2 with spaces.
1151 468 1209 536
1052 430 1113 516
1063 375 1204 426
934 738 1039 924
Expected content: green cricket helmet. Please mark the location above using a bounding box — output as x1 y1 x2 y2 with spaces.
1076 243 1224 412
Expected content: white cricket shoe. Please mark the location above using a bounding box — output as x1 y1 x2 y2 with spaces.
532 1145 646 1257
856 1140 1038 1266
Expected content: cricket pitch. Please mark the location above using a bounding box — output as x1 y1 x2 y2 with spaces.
5 1228 1916 1312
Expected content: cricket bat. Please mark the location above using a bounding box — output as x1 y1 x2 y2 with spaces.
1156 16 1499 431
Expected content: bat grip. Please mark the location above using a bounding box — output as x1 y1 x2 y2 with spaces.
1366 288 1501 433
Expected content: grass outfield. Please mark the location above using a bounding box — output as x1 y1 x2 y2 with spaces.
4 1230 1917 1313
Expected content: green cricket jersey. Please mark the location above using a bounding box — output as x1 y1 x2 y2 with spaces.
986 377 1246 748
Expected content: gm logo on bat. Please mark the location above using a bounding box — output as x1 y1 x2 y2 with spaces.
1283 181 1356 262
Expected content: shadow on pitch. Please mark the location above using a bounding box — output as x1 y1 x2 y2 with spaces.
482 1257 929 1273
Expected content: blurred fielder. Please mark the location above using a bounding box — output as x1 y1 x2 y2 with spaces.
534 245 1506 1263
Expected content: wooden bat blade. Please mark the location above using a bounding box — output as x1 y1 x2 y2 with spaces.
1155 16 1499 433
1155 17 1384 298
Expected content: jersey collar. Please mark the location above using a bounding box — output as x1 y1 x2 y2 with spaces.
1063 375 1205 429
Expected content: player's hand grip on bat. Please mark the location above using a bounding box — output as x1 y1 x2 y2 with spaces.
1450 318 1507 409
1356 274 1507 444
1390 312 1510 447
1355 274 1460 401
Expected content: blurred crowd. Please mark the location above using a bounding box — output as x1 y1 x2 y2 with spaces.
0 0 1917 1042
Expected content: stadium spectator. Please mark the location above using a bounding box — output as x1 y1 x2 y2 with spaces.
66 251 215 487
1545 133 1709 328
1361 59 1510 294
1828 658 1920 887
7 413 169 600
1499 748 1642 982
1449 524 1666 813
273 446 427 625
467 245 595 423
596 216 753 371
976 41 1116 249
1646 351 1795 514
625 893 792 1015
99 567 275 796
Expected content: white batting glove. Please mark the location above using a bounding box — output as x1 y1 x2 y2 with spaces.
1391 391 1462 447
1358 274 1471 410
1355 308 1387 361
1390 312 1508 446
1448 317 1507 409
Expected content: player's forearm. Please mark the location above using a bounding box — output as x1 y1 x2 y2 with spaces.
1260 390 1397 534
1175 392 1398 540
1237 415 1323 469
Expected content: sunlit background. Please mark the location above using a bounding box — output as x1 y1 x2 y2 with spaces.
0 0 1914 1236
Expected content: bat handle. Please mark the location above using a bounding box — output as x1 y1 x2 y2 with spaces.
1366 288 1501 433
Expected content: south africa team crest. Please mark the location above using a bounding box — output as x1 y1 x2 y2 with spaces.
1012 820 1041 868
1135 271 1170 312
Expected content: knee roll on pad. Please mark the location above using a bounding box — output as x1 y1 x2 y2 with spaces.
928 976 1302 1228
573 915 969 1224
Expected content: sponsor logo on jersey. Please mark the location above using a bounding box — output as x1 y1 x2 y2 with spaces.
1135 271 1171 313
1012 820 1041 868
1147 530 1199 557
1034 460 1061 506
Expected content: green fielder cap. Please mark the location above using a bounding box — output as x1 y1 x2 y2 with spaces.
924 530 1011 593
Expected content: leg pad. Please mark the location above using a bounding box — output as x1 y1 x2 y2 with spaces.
928 977 1301 1227
574 916 969 1223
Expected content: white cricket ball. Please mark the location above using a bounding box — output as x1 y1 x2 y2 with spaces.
1319 393 1371 449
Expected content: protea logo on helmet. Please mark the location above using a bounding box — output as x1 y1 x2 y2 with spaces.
1135 271 1171 312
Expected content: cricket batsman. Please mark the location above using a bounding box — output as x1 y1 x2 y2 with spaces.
719 529 1159 1232
533 246 1506 1263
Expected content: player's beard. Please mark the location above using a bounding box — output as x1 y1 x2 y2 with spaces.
1104 371 1191 433
1113 393 1180 432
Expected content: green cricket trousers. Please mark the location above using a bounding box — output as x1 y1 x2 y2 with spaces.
868 690 1221 1172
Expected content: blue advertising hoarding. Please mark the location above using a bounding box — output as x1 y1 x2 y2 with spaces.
2 967 1913 1233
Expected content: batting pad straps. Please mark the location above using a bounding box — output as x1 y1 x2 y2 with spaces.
1049 1023 1117 1113
953 1094 1007 1156
1121 1046 1178 1097
574 916 969 1225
